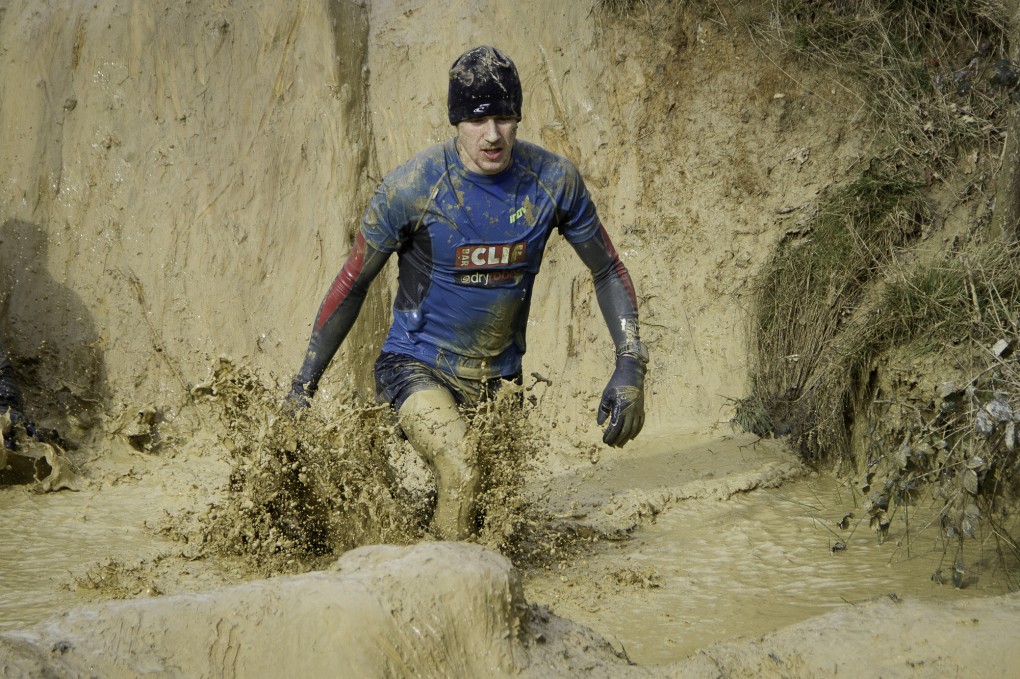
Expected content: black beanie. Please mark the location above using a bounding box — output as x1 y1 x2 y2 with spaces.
448 46 522 125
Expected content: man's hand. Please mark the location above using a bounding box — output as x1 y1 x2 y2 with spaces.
1 403 24 446
285 379 314 416
597 353 646 447
0 364 25 449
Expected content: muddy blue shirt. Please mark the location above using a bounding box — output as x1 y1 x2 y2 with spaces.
362 138 601 380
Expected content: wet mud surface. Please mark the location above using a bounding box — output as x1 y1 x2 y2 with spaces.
2 1 1019 675
2 379 1014 671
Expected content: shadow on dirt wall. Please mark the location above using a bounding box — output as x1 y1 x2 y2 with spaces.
0 219 107 438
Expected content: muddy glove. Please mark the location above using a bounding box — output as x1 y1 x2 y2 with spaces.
0 365 26 450
285 378 315 416
597 343 648 447
1 407 26 450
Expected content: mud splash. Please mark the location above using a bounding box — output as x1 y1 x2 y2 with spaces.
179 359 546 575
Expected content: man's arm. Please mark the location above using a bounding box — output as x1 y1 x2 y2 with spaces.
570 224 647 447
571 225 641 346
290 231 390 405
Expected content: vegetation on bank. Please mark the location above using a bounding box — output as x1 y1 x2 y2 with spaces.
731 0 1020 583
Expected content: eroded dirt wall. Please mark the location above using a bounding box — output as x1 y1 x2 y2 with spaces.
0 0 871 444
0 1 379 437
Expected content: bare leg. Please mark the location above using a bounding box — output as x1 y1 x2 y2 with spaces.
397 388 478 540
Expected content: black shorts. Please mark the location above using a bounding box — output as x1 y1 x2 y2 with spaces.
374 352 521 410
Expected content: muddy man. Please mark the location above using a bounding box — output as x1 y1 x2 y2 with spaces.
290 46 647 540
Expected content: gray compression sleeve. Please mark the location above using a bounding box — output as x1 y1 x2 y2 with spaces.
570 225 641 349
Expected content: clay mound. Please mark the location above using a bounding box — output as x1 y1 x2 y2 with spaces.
0 542 632 679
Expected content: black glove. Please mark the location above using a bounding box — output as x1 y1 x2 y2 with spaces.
597 351 646 447
1 407 24 450
285 378 315 415
0 365 26 450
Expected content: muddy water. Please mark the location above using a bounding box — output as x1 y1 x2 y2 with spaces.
1 429 1015 669
0 444 230 631
525 432 1017 666
0 483 156 628
608 480 1010 664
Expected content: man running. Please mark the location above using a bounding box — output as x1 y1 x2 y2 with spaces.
290 45 648 539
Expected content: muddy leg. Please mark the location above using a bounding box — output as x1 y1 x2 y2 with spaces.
397 388 478 540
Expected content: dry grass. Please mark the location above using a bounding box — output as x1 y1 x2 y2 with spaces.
740 166 928 446
744 236 1020 584
852 244 1020 584
592 0 652 16
757 0 1014 173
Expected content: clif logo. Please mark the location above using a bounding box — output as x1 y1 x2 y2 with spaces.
456 242 527 270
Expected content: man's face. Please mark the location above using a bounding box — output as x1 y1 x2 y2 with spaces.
455 115 518 175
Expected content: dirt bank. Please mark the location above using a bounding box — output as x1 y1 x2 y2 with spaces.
1 0 1019 676
0 0 863 439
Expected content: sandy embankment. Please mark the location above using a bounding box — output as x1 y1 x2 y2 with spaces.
2 2 1020 678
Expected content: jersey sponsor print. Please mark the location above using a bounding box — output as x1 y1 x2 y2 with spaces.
455 241 527 287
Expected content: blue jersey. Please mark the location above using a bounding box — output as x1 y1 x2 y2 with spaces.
361 139 601 380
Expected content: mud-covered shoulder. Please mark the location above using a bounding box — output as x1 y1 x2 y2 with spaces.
514 139 591 207
513 139 597 238
363 141 453 247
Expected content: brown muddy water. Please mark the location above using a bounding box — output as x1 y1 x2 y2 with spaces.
1 428 1015 667
528 473 1014 666
523 430 1017 666
0 441 232 632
